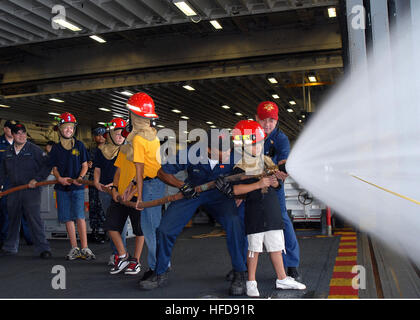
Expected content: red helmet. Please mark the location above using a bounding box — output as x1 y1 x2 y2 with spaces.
107 117 127 130
56 112 77 126
126 92 158 119
257 101 279 121
232 120 266 145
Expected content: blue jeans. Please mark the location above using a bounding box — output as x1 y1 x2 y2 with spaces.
142 178 165 271
156 188 247 275
56 189 86 223
98 191 127 255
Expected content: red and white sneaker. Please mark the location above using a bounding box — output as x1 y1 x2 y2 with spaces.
125 258 141 275
110 254 130 275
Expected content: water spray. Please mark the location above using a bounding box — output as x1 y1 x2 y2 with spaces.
285 11 420 264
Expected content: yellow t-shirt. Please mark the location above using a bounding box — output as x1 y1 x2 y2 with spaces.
132 135 162 179
114 151 136 196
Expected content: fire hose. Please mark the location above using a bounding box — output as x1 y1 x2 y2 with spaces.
0 163 287 209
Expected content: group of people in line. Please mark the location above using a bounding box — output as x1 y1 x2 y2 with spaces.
0 92 305 297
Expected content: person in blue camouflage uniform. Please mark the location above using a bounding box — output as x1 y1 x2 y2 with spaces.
87 126 107 243
255 101 302 282
0 123 51 258
0 120 33 248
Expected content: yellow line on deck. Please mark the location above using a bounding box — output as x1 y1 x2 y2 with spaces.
334 265 356 272
351 174 420 205
329 278 354 286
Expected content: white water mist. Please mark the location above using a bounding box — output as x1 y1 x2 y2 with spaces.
287 14 420 264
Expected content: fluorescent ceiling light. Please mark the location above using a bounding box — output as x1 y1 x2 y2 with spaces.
221 105 230 109
173 1 197 16
90 35 106 43
113 114 124 118
0 104 11 108
99 107 111 112
210 125 217 128
206 121 213 125
157 125 165 128
98 122 106 125
289 100 297 105
272 94 280 99
210 20 223 30
308 75 317 82
48 112 60 116
268 77 278 84
235 112 243 116
49 98 65 103
287 109 294 113
181 116 189 120
183 85 195 91
53 18 82 32
328 7 337 18
119 91 133 96
172 109 182 113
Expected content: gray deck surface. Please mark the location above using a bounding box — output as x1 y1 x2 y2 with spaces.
0 225 341 299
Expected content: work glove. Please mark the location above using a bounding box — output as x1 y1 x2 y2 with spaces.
215 176 234 198
179 182 199 199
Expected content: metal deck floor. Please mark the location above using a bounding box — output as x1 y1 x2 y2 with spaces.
0 224 418 299
0 225 340 299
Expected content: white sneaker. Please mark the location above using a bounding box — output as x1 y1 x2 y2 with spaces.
246 280 260 297
110 254 130 275
81 247 96 260
276 276 306 290
124 258 141 275
66 247 81 260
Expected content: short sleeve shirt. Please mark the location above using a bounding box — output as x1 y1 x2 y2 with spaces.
49 139 88 191
114 151 136 196
93 149 118 185
233 167 284 235
132 135 161 179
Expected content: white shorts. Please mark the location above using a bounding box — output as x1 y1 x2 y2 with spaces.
247 230 285 254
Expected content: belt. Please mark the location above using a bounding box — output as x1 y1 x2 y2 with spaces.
143 176 156 181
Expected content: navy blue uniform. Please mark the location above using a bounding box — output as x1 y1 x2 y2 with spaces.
0 134 11 243
264 127 300 268
0 141 51 254
155 146 247 275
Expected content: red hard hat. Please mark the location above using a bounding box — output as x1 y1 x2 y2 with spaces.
108 117 127 130
126 92 158 119
232 120 266 145
257 101 279 121
57 112 77 126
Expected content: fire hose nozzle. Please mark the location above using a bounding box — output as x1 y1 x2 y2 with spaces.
278 162 287 174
